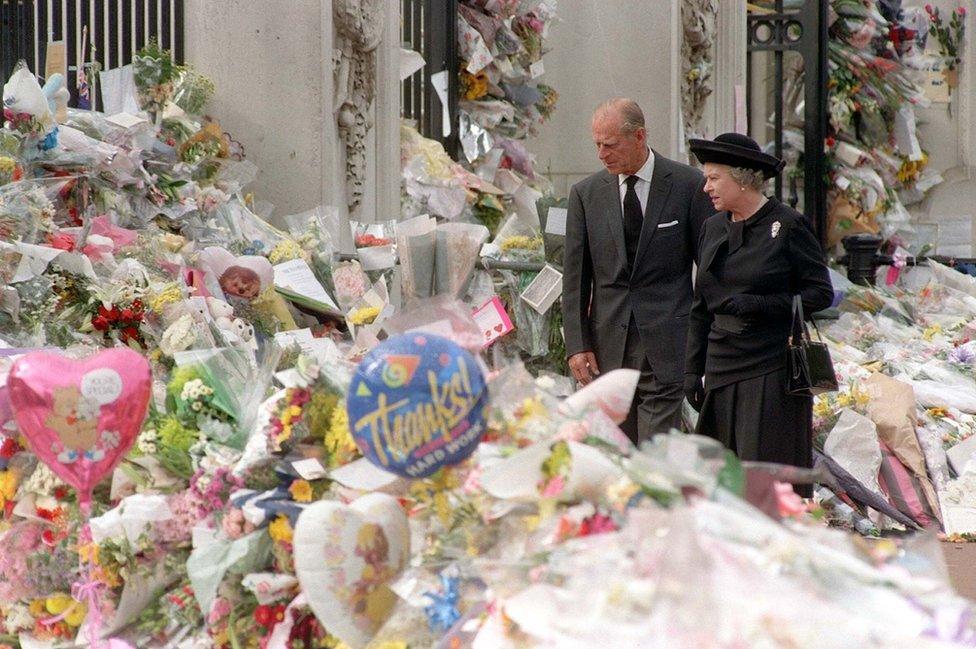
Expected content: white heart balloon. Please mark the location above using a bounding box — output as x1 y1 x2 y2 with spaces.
293 493 410 649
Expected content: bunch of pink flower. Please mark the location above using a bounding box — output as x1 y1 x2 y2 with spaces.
0 522 45 601
925 4 967 69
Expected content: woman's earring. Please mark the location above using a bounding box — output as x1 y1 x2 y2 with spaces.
740 186 745 191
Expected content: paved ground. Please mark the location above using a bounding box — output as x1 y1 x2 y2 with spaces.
942 542 976 601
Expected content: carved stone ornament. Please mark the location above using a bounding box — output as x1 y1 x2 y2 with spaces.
333 0 384 214
682 0 718 142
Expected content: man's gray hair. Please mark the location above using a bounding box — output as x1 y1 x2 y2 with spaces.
593 98 645 134
728 166 766 191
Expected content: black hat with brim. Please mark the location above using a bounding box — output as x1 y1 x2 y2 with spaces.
688 132 785 179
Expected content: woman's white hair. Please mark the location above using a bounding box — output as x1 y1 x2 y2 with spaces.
728 166 766 191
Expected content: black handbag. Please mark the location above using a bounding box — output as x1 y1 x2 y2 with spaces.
787 295 838 396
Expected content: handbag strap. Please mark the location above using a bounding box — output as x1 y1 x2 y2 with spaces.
790 295 810 344
790 294 826 344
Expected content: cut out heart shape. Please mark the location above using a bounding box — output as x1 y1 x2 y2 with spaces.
198 246 273 301
7 349 151 508
293 493 409 648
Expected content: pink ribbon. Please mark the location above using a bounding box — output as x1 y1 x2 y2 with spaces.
39 522 135 648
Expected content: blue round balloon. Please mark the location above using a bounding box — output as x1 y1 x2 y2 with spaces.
346 333 488 478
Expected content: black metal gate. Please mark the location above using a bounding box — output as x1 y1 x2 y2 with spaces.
746 0 828 243
401 0 458 153
0 0 183 110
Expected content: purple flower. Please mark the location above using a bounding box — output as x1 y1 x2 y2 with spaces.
948 346 976 364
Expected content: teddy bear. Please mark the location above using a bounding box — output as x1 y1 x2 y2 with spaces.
45 386 103 464
204 296 255 345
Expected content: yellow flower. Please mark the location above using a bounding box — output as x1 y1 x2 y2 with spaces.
922 324 943 341
289 479 313 503
63 601 87 627
268 239 306 264
0 156 16 173
325 405 359 466
160 233 187 252
29 599 47 617
375 643 408 649
517 397 547 421
500 235 543 253
268 515 294 544
0 470 18 509
45 593 73 615
813 398 833 419
78 541 100 565
348 305 381 326
149 284 184 312
45 593 87 625
927 406 950 419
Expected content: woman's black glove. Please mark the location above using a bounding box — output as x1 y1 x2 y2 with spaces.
719 294 765 317
684 374 705 412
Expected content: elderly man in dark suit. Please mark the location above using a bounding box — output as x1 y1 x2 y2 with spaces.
562 98 714 443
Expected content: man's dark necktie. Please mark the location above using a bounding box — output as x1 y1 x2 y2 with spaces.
623 175 643 269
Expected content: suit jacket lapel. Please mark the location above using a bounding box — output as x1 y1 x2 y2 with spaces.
599 172 627 269
631 152 673 275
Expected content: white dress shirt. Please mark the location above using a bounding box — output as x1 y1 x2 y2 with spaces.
617 148 655 213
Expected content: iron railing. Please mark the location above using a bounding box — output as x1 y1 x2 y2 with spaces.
400 0 458 153
746 0 828 244
0 0 183 110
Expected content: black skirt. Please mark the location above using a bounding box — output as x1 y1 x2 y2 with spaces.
694 366 812 470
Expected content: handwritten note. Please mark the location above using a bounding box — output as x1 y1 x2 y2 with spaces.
273 259 339 310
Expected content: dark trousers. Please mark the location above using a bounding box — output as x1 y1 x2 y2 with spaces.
618 318 684 445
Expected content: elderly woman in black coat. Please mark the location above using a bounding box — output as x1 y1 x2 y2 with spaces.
683 133 833 480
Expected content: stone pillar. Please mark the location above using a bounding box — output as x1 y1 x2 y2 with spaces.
712 0 747 135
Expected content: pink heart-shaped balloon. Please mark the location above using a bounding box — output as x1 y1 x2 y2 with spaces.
7 349 151 507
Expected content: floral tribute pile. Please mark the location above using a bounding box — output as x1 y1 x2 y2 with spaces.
404 0 566 373
773 0 956 249
814 263 976 542
0 42 975 649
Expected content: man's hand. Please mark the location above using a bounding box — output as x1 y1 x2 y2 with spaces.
568 351 601 386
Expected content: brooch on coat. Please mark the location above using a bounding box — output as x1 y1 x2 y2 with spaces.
771 221 781 238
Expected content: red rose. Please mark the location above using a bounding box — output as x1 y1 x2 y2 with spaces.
825 136 836 148
131 299 144 311
92 315 110 331
41 529 56 546
120 308 135 322
120 326 141 343
254 604 274 627
958 6 967 17
0 437 18 459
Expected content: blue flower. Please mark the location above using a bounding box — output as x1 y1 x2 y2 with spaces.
423 575 461 632
40 127 59 150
